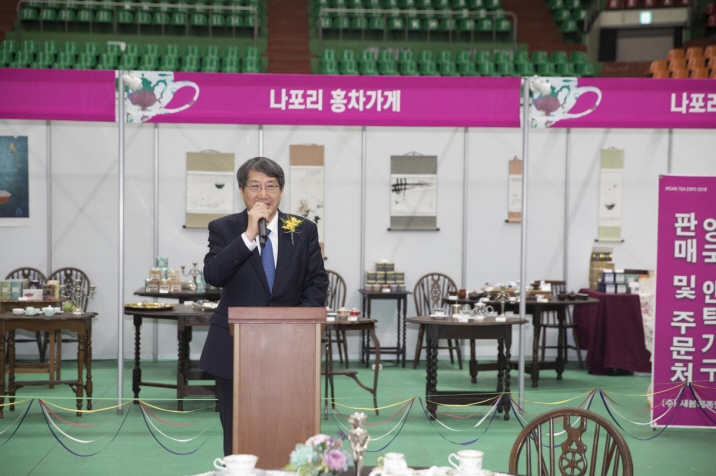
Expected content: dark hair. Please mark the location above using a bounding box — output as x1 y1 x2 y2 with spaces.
236 157 285 190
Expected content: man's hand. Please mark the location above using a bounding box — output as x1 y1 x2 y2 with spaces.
244 202 270 242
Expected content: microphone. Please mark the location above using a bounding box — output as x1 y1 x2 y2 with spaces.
258 218 267 247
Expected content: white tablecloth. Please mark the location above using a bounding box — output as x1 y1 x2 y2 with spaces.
189 467 510 476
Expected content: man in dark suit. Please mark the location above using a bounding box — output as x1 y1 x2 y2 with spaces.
199 157 328 456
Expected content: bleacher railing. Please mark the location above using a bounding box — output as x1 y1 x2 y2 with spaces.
16 0 259 46
318 8 518 52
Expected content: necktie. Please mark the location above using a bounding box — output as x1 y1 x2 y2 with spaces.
261 230 275 293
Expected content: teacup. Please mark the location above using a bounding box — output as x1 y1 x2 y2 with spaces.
54 307 62 313
376 452 409 475
214 454 258 475
449 449 484 475
12 308 24 316
42 307 56 316
24 307 38 316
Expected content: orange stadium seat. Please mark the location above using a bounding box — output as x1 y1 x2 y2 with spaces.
670 68 689 79
666 48 683 63
645 60 667 76
690 68 709 78
668 58 686 71
652 69 670 79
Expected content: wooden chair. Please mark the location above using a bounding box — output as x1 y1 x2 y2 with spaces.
412 272 462 369
47 267 91 381
325 270 349 366
538 280 583 368
4 267 47 361
509 407 633 476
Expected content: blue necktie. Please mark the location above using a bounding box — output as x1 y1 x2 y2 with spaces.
261 230 275 293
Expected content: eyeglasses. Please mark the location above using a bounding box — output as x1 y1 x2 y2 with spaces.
245 183 281 193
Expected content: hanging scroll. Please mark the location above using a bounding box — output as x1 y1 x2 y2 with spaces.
597 148 624 242
290 145 325 257
390 155 438 231
185 152 235 229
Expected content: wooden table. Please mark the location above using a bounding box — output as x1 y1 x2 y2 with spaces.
444 297 599 387
124 306 215 410
358 289 411 367
133 287 221 304
323 318 380 419
0 312 95 417
407 315 528 419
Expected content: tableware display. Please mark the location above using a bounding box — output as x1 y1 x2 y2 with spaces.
337 307 349 317
448 449 484 476
124 302 176 311
215 469 265 476
53 306 62 313
468 292 480 301
458 289 467 299
213 454 258 475
372 452 410 476
24 307 38 316
42 306 56 316
450 304 461 316
12 308 24 315
459 305 472 318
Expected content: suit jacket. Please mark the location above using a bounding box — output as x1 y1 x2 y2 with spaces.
199 209 328 379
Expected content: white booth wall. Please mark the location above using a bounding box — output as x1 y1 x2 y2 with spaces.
2 119 715 365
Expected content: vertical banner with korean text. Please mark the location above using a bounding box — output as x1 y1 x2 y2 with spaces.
653 175 716 428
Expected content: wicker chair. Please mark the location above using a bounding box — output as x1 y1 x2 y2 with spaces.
47 267 92 381
509 407 633 476
412 272 462 369
325 270 348 366
4 267 47 361
538 280 583 368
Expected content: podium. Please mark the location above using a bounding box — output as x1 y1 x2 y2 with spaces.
228 307 325 469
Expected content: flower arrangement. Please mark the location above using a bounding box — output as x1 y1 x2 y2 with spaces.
281 215 304 244
285 434 353 476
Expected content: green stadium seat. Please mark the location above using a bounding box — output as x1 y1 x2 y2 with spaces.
474 50 490 63
359 50 376 63
40 8 58 21
180 56 199 72
452 0 468 8
436 50 452 63
495 18 511 33
493 50 510 63
368 15 386 31
173 0 189 13
419 60 439 76
226 14 242 27
513 51 529 64
553 8 571 22
399 60 419 76
570 51 587 64
54 52 75 69
62 41 79 57
575 62 595 77
57 9 76 21
572 8 587 22
333 15 351 30
351 16 368 30
243 13 260 28
95 10 112 23
383 0 399 7
125 44 141 56
561 20 578 34
0 50 10 66
139 55 159 71
537 62 557 76
439 61 460 76
400 0 416 7
340 49 356 63
190 13 207 26
117 10 133 24
387 17 404 31
185 45 201 57
202 57 220 72
244 46 260 59
137 11 153 24
564 0 580 8
424 18 440 32
441 18 456 33
379 60 399 75
19 8 39 21
378 50 394 63
153 12 170 25
96 53 117 69
1 40 18 55
407 17 422 32
318 16 332 29
515 62 534 76
556 62 576 76
548 0 563 10
455 51 471 64
118 55 138 70
41 41 59 56
468 0 483 7
193 0 208 14
242 57 260 73
104 43 121 57
397 50 413 63
75 9 92 22
478 61 498 76
432 0 449 9
21 40 39 55
160 56 179 71
165 45 181 57
321 59 339 74
321 49 337 63
34 51 53 68
360 60 379 75
144 44 161 57
476 18 492 33
340 59 358 75
532 51 549 64
457 19 476 35
417 50 434 64
496 61 516 76
551 51 568 64
483 0 501 8
82 42 100 57
210 13 225 27
458 61 478 76
74 52 95 69
205 45 221 58
224 46 241 59
221 57 240 73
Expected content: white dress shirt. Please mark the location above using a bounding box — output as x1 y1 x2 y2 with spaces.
241 213 279 268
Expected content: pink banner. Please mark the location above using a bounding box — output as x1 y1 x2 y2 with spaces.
530 77 716 129
653 175 716 428
0 68 116 122
123 72 520 127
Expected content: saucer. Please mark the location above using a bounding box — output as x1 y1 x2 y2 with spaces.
214 469 265 476
430 314 448 320
446 470 493 476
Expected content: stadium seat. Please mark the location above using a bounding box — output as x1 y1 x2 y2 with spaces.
531 51 549 65
360 60 379 75
1 40 18 55
458 61 478 76
244 46 260 59
242 58 260 73
95 52 116 69
474 50 490 63
515 62 535 75
74 52 96 69
548 0 563 10
180 56 200 72
570 51 587 64
690 67 709 78
439 61 460 76
40 8 58 22
34 52 53 68
419 60 440 76
221 57 241 73
436 50 452 64
62 41 79 57
398 50 413 63
205 45 221 58
668 58 686 71
537 62 557 76
321 60 339 74
185 45 201 58
118 55 139 70
553 8 571 22
575 62 595 77
340 59 359 75
399 60 419 76
493 50 510 63
54 52 75 69
19 8 39 21
21 40 39 55
160 55 179 71
478 61 498 76
379 60 400 75
556 62 576 76
82 42 100 58
670 68 689 79
644 60 667 77
226 14 242 28
202 57 220 72
513 51 529 64
139 55 159 71
496 61 516 76
560 20 579 33
41 41 60 56
117 10 133 24
551 51 568 64
224 46 241 60
95 10 113 23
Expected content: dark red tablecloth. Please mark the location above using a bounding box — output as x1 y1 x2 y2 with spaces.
573 288 651 374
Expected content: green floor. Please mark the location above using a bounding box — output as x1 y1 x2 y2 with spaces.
1 358 713 475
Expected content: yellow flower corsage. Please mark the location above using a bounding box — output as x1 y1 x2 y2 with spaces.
281 216 304 244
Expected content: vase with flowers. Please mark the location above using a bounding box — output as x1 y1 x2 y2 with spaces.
285 434 354 476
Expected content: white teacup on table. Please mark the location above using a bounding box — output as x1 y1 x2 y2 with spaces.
24 307 38 316
214 454 258 475
370 452 411 476
449 449 484 476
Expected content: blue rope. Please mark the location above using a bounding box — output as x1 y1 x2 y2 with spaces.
598 387 684 441
139 403 217 456
0 399 34 448
418 396 501 446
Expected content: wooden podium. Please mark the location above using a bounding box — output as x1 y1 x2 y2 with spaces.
228 307 325 469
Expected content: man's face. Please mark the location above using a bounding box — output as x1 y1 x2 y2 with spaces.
240 169 283 221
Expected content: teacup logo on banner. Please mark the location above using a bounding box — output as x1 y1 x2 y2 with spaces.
125 72 199 123
530 78 601 128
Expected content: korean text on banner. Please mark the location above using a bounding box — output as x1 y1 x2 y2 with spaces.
124 72 521 127
653 175 716 428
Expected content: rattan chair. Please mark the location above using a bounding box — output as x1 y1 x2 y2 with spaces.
47 267 91 381
325 270 348 366
4 267 47 361
509 407 633 476
412 272 462 369
538 280 583 368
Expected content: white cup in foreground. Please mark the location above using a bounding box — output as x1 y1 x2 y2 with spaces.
377 452 408 475
12 308 24 316
448 449 484 475
214 454 258 475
